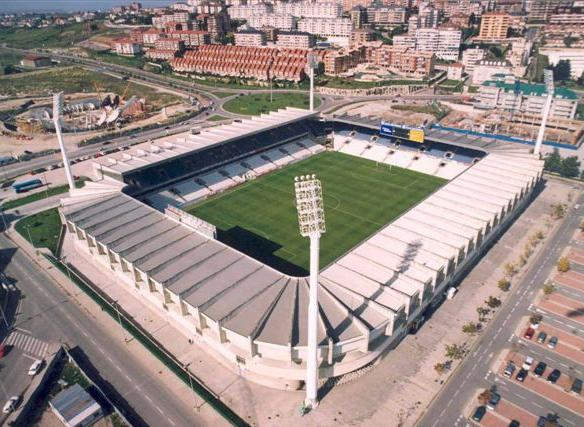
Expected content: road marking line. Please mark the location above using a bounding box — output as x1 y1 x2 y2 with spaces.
515 393 526 400
14 327 31 334
155 405 164 414
533 402 543 408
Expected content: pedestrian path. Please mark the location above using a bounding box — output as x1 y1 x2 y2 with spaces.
4 331 49 358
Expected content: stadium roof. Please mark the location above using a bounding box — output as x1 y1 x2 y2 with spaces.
95 108 316 175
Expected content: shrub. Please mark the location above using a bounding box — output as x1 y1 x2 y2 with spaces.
530 313 543 325
462 322 481 334
498 278 511 291
434 362 446 374
557 257 570 272
543 283 555 295
445 343 466 360
486 296 502 308
478 389 492 405
504 262 518 277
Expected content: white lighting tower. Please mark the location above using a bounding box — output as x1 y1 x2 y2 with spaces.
294 174 325 410
308 52 317 112
53 92 76 191
534 69 554 157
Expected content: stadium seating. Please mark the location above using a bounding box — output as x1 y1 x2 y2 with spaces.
199 171 237 193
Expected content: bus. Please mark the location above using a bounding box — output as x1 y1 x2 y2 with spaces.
12 179 43 193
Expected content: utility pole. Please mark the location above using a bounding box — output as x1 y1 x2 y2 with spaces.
294 174 326 410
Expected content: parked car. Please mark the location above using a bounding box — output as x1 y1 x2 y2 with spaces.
27 359 43 376
516 368 528 382
2 396 19 414
504 361 516 378
534 362 547 377
537 331 547 344
487 392 501 410
509 420 520 427
522 356 534 370
548 336 558 349
524 327 535 339
571 378 582 394
472 406 486 422
547 369 561 383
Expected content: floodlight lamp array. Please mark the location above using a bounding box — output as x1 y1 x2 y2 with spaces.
294 174 326 237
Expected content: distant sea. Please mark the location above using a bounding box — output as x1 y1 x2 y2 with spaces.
0 1 175 14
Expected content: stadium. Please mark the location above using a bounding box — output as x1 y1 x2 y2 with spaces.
59 107 543 390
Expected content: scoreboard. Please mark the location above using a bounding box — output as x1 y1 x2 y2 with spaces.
380 122 425 143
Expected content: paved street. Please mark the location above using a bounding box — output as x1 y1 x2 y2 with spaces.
419 191 584 427
0 232 210 426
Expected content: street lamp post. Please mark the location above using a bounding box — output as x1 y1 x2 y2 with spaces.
113 300 129 343
294 174 326 410
184 362 198 416
25 225 33 246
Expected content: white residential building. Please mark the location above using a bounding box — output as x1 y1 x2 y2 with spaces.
462 47 485 73
540 48 584 80
415 27 461 61
297 17 353 37
276 31 315 48
234 29 266 46
393 34 416 48
248 13 295 31
274 2 342 18
228 3 272 20
471 60 513 85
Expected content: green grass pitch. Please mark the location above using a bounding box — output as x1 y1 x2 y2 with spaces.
187 151 446 276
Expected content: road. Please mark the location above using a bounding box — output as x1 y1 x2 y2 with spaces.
419 192 584 427
0 232 202 426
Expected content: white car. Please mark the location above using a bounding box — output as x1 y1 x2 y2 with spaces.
28 359 43 376
2 396 19 414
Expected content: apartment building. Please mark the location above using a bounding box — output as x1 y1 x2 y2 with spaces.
274 2 342 18
297 17 353 37
415 27 461 61
371 46 435 78
145 49 179 61
143 28 163 45
228 3 272 20
462 47 485 73
476 79 578 119
540 47 584 79
155 38 185 52
152 12 190 29
471 60 513 84
166 30 210 47
549 14 584 25
248 14 295 31
113 39 142 56
276 31 315 49
235 29 267 46
393 34 416 48
342 0 375 12
323 47 365 75
408 3 440 32
477 13 510 40
350 28 374 47
366 6 407 25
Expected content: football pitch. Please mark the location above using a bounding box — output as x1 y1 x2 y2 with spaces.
187 151 446 275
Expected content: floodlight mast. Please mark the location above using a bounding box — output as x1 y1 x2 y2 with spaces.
308 53 317 112
534 69 554 157
294 174 325 410
53 92 75 191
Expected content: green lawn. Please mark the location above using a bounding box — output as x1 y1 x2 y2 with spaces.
207 114 229 121
0 66 181 110
316 75 423 89
188 151 445 275
222 92 320 115
15 207 62 255
2 178 87 210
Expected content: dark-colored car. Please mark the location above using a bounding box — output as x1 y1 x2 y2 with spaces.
487 392 501 409
516 368 528 382
472 406 486 422
509 421 520 427
547 369 561 383
537 416 546 427
571 378 583 394
548 336 558 349
534 361 547 377
524 327 535 339
504 361 516 378
537 331 547 344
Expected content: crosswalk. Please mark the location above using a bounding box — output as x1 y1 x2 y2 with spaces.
4 331 49 358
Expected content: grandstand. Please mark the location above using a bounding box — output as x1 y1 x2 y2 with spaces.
61 108 544 390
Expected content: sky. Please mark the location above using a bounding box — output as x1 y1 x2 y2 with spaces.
0 1 175 14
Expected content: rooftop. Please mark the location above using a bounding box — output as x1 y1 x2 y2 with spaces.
481 80 579 100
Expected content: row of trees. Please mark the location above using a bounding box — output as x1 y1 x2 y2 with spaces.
544 149 582 179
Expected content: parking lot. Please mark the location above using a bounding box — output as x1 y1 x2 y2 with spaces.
466 240 584 427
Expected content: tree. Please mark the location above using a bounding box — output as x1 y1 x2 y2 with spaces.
462 322 481 334
557 257 570 272
434 362 446 374
553 60 571 82
530 313 543 324
560 156 581 178
477 307 490 319
504 262 518 277
564 36 578 48
478 389 493 404
543 282 556 295
486 296 502 308
544 148 562 173
498 278 511 291
445 343 466 360
551 203 567 219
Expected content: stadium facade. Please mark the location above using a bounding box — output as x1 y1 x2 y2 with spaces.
59 108 543 390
